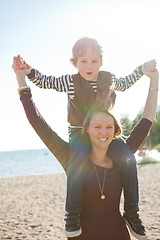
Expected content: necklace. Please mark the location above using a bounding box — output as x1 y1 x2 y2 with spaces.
93 163 107 200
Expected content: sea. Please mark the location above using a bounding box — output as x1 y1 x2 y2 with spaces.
0 149 64 178
0 149 159 179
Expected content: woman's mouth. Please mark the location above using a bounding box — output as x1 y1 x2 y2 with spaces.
98 138 108 142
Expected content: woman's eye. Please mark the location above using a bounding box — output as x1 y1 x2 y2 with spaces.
95 126 100 129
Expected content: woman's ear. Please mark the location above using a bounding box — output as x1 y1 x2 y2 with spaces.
86 125 91 135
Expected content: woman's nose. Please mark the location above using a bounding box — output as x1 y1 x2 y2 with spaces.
100 128 107 135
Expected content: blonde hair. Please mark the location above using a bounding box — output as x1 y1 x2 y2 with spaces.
70 37 103 67
82 104 122 139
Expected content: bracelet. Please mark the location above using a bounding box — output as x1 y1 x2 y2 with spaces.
150 88 159 91
18 86 30 90
18 86 31 95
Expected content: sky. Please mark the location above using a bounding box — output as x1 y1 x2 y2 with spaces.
0 0 160 152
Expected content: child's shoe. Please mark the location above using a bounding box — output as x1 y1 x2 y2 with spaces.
64 212 82 237
123 212 148 240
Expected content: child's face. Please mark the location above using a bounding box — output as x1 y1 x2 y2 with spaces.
75 47 102 82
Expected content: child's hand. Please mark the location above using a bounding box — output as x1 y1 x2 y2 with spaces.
142 60 156 73
13 55 31 75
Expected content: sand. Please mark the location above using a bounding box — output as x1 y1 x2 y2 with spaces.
0 163 160 240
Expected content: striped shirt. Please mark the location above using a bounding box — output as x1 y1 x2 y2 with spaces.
27 66 143 100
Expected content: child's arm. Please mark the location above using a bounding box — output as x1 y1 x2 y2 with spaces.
14 55 72 93
27 68 72 92
113 60 156 92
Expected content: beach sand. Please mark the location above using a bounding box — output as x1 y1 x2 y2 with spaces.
0 163 160 240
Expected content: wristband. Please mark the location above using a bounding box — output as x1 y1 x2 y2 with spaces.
150 88 159 91
18 86 31 95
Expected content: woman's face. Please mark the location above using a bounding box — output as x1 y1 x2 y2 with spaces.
87 112 115 149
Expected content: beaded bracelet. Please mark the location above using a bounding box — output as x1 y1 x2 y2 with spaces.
18 86 31 95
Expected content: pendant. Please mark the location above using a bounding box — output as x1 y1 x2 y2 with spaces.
101 194 105 200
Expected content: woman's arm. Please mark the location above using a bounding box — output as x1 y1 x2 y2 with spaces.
12 61 70 172
142 68 159 122
126 68 159 153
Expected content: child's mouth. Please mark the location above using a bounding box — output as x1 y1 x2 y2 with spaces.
86 72 92 75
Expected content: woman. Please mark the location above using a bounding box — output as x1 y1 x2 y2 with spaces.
12 63 159 240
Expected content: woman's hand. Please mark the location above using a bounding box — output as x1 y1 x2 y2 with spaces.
13 55 31 75
142 60 158 79
142 59 156 73
12 56 28 88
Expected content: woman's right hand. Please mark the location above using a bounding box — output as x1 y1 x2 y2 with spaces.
13 55 31 75
12 56 28 88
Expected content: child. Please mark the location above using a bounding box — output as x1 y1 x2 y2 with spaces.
13 37 156 239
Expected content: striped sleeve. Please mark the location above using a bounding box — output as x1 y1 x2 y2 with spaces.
27 69 72 93
112 65 143 92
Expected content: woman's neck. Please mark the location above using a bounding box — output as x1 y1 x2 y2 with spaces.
90 147 113 168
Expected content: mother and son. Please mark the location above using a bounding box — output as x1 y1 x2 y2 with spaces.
13 37 158 240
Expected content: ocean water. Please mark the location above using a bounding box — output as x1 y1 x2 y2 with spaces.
0 149 64 178
1 149 159 179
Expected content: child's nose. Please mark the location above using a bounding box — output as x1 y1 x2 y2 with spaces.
87 62 93 69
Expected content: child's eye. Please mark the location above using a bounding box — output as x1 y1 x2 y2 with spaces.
81 60 86 63
93 60 98 63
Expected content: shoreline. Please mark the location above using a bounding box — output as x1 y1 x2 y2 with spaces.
0 171 64 180
0 164 160 240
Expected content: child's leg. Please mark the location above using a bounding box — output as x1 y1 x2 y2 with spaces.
108 138 139 212
65 132 91 237
108 138 147 239
66 132 90 212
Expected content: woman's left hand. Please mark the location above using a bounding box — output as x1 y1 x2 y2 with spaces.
142 62 158 79
142 59 156 73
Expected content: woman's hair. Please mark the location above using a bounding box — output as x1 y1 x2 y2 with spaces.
82 104 122 140
70 37 103 67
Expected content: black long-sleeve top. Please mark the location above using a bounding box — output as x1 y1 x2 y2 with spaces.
20 91 152 173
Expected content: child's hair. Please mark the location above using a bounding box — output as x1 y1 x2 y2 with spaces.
70 37 103 67
82 104 122 139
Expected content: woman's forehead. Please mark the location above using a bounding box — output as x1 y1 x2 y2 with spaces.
90 112 114 124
